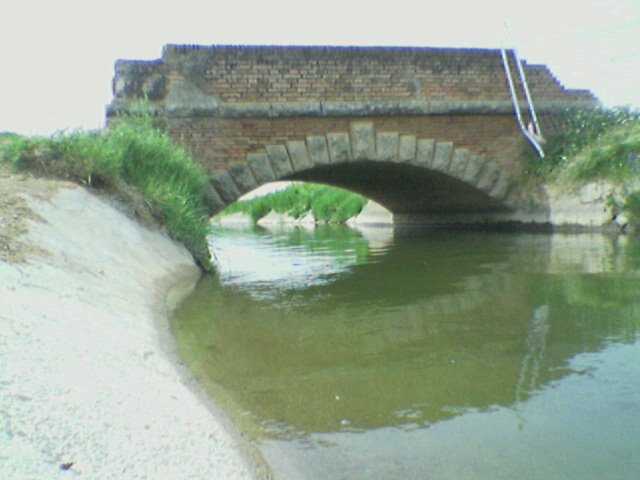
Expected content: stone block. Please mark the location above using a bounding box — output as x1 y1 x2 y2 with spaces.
399 135 417 163
247 152 276 184
432 142 453 172
266 145 294 178
489 172 512 201
210 170 241 204
475 161 500 192
376 132 399 162
307 136 330 166
286 141 313 172
461 154 485 183
227 162 258 194
327 133 352 163
202 182 227 214
448 148 470 179
415 139 436 166
350 122 376 160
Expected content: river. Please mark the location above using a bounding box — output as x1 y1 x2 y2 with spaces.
171 224 640 480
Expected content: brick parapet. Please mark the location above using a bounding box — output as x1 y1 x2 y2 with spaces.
154 45 595 104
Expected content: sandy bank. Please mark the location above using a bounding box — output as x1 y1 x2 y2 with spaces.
0 170 270 479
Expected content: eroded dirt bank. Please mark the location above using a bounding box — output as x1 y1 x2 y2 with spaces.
0 165 270 479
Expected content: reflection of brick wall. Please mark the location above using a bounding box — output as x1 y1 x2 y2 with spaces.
162 45 593 104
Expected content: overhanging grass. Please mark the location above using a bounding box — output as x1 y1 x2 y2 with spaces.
0 116 213 271
515 108 640 228
557 122 640 184
220 183 368 223
520 107 640 182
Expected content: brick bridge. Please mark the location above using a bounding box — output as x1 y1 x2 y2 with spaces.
108 45 597 222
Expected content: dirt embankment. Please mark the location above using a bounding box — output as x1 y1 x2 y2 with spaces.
0 164 271 479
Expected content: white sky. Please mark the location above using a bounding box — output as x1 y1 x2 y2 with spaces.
1 0 638 135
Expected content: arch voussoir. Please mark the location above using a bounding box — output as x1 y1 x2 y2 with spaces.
350 122 375 160
489 171 512 200
247 152 276 184
266 145 294 178
448 148 470 180
210 170 241 205
431 141 454 172
327 133 352 163
306 136 330 166
413 139 436 167
398 135 417 163
376 131 399 162
286 141 313 172
474 161 501 193
461 154 486 183
227 162 258 195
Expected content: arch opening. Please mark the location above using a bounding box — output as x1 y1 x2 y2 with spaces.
207 122 516 223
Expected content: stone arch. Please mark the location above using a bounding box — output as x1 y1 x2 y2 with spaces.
205 122 515 216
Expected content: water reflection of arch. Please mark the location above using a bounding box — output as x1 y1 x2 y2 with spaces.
173 232 640 437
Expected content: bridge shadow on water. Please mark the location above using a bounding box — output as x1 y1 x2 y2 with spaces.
172 227 640 440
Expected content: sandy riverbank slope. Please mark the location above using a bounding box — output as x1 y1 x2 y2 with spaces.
0 168 269 479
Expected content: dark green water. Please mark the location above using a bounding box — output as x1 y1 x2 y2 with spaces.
172 225 640 480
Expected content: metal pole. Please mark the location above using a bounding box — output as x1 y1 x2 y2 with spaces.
501 46 545 157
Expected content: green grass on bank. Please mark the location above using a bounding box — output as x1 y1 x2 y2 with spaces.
521 107 640 181
558 122 640 184
219 183 368 224
0 116 213 272
519 107 640 227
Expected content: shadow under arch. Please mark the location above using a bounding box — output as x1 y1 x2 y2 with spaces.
205 122 516 217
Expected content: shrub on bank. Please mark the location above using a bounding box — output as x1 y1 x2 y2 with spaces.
0 116 213 272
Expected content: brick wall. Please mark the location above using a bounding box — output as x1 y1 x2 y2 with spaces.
110 45 597 175
161 45 593 104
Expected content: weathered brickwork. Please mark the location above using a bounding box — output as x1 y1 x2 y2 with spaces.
108 45 598 216
159 45 593 104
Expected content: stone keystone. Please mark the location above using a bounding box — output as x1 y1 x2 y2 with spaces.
266 145 294 178
376 132 399 162
432 142 454 172
327 133 352 163
306 136 330 166
286 141 313 172
247 152 276 184
350 122 376 160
